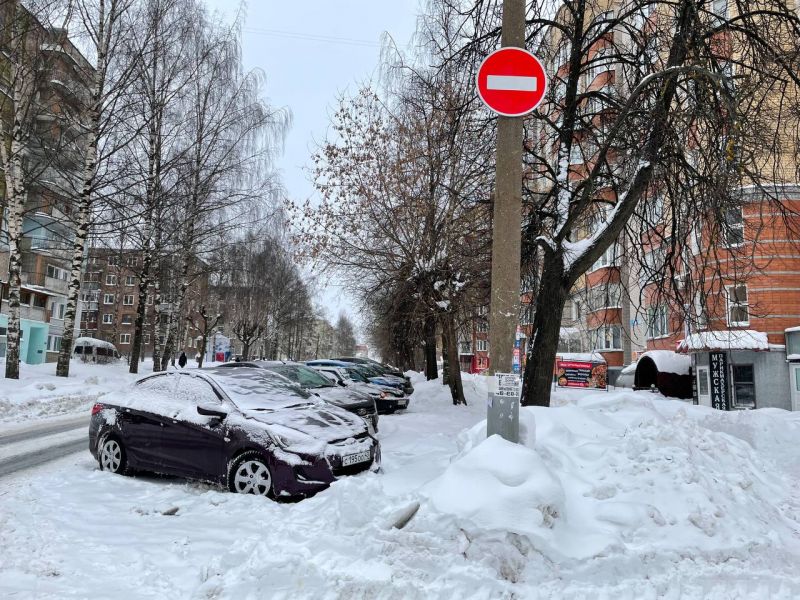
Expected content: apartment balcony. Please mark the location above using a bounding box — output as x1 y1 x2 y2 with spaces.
20 271 69 295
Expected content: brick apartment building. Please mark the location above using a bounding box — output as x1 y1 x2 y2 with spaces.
79 248 210 360
463 2 800 410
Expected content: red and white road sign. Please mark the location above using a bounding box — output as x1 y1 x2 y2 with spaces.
476 47 547 117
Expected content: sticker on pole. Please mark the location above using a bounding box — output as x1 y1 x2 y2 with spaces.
495 372 522 398
476 47 547 117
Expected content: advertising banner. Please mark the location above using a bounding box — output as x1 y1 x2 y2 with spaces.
555 360 608 389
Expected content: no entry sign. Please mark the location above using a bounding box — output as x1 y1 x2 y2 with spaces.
476 47 547 117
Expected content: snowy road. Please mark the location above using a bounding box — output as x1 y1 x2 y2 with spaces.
0 415 88 478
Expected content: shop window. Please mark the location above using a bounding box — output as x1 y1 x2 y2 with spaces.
726 284 749 326
732 364 755 409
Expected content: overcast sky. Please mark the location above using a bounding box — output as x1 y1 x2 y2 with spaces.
204 1 420 337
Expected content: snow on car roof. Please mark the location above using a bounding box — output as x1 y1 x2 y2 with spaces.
73 337 118 351
202 367 313 410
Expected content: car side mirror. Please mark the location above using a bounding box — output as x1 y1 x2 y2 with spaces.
197 403 227 420
338 380 347 387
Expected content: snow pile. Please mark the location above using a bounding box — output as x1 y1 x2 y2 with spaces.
420 390 800 567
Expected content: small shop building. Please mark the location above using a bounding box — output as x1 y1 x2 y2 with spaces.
677 330 798 411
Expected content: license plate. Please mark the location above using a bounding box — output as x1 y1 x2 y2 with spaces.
342 450 371 466
398 399 407 406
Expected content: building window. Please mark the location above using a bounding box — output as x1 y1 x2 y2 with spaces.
123 295 135 306
587 284 622 312
143 334 151 344
103 294 114 305
569 143 582 165
726 284 749 326
647 305 670 338
47 335 62 352
725 207 744 246
119 333 131 344
591 324 621 350
732 364 755 409
591 243 618 271
126 276 135 286
476 339 489 352
477 320 488 333
50 302 65 320
459 341 472 354
693 292 708 330
46 264 68 281
106 274 117 286
107 256 120 266
121 314 133 325
126 257 138 267
712 0 727 21
478 305 488 316
102 313 113 324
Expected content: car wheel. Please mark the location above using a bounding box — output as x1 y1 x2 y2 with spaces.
227 451 273 497
98 435 127 474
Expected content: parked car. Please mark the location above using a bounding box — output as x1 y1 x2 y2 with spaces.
308 363 410 413
89 368 380 499
216 360 379 431
73 337 121 363
334 357 414 394
307 359 405 392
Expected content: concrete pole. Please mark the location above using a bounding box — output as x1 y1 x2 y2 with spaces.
488 0 525 376
486 0 525 443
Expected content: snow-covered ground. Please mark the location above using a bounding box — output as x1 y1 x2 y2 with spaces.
2 372 800 598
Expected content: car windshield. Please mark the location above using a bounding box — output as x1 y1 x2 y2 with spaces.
205 367 313 411
358 365 382 377
267 365 334 389
346 367 369 382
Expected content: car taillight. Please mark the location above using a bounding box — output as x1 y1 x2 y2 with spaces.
91 403 104 415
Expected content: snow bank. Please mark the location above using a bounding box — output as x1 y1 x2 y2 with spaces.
419 390 800 568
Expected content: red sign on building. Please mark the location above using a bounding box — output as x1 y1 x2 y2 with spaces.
476 47 548 117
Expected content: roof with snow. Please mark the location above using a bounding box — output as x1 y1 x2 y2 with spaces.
637 350 690 375
677 330 770 353
555 351 606 363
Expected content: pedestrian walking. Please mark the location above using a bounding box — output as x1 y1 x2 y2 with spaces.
178 351 187 368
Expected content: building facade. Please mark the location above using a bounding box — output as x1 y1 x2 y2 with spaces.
0 5 93 363
79 248 210 361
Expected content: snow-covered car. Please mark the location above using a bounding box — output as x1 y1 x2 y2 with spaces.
89 368 380 499
308 363 410 414
333 356 414 394
73 337 121 363
215 360 379 432
307 359 406 393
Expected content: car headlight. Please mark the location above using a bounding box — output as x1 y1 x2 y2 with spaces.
267 427 316 451
380 391 386 399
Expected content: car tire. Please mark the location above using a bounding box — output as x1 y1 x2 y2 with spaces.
227 451 274 497
98 434 128 475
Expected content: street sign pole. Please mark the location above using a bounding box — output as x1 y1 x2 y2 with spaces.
484 0 528 442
